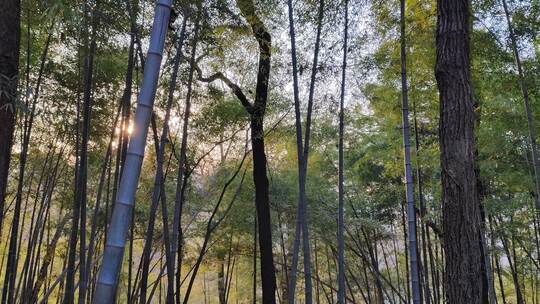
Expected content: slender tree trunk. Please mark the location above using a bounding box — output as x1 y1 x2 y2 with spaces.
122 33 135 304
337 0 348 302
254 215 258 304
169 13 189 304
85 105 122 304
399 0 421 302
401 202 411 303
0 0 20 233
488 217 507 304
191 2 275 302
278 212 289 304
139 14 189 304
501 0 540 220
391 224 404 299
30 217 69 303
412 98 432 304
64 20 97 304
361 261 371 304
17 143 54 302
219 253 226 304
363 231 384 304
78 13 98 303
249 35 276 304
55 250 69 304
287 0 324 301
479 203 497 304
379 242 396 304
435 0 485 302
314 240 321 304
21 147 64 303
94 1 173 301
1 20 52 304
497 218 524 304
325 245 335 304
235 1 276 303
225 250 236 304
286 0 312 299
182 161 247 304
429 231 440 303
437 236 445 301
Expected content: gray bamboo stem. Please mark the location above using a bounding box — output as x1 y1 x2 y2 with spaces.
399 0 421 303
93 0 173 302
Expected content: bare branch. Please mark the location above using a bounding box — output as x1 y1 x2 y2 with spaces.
187 54 254 114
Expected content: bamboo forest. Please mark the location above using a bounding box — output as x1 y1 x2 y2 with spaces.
1 0 540 303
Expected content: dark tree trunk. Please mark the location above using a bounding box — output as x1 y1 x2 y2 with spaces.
250 107 276 304
401 202 411 302
337 1 348 303
0 0 20 233
122 34 135 304
194 1 276 301
399 0 421 302
170 14 189 304
412 98 431 304
1 18 51 304
435 0 485 303
488 217 506 304
20 145 63 303
278 212 289 304
286 0 323 299
159 18 187 299
84 107 119 304
139 14 188 304
253 215 258 304
236 1 276 303
17 143 54 302
218 254 226 304
64 14 97 303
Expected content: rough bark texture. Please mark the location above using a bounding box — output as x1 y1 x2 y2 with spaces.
435 0 486 303
0 0 20 232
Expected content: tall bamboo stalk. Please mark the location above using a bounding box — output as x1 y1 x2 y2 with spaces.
337 0 349 302
139 19 188 303
93 1 174 302
399 0 420 302
287 0 324 302
170 10 192 304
